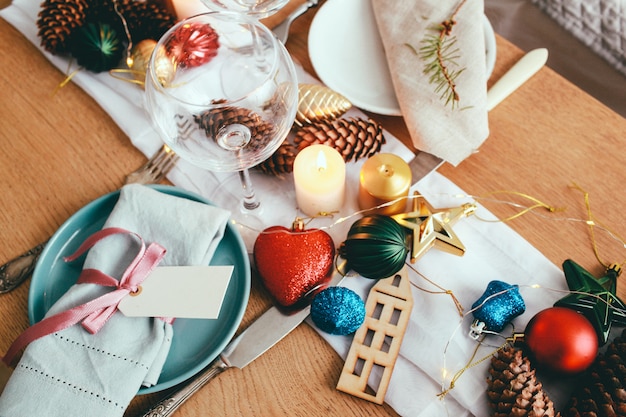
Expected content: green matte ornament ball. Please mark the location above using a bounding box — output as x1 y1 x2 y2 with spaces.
339 214 409 279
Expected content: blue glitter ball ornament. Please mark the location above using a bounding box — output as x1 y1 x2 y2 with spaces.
472 280 526 333
310 287 366 335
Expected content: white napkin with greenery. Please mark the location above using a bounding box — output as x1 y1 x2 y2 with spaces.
371 0 490 166
0 185 230 417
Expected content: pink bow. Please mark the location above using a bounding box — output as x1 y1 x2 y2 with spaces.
2 227 166 366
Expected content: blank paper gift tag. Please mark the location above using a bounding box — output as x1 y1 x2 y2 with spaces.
118 265 233 319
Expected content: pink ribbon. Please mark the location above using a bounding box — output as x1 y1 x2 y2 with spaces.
2 227 167 366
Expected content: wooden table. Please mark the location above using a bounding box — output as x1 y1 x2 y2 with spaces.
1 1 625 416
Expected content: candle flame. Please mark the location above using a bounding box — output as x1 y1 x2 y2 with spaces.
316 150 327 172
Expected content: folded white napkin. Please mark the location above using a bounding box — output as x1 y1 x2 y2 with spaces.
0 184 230 417
371 0 490 166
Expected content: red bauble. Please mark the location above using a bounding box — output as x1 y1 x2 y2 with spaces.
253 221 335 309
165 22 220 68
524 306 598 374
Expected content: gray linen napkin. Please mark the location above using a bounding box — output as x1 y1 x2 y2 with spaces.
0 184 230 417
371 0 490 166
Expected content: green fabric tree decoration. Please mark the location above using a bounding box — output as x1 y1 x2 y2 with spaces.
554 259 625 345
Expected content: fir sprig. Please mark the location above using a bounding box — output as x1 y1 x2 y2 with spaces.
405 0 468 109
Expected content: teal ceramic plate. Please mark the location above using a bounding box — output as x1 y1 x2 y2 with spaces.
28 185 250 394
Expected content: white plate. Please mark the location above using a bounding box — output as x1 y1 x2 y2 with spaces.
308 0 497 116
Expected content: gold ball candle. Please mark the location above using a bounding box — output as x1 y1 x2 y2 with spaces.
358 153 412 215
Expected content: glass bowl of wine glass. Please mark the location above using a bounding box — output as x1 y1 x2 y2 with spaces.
199 0 290 18
145 12 298 218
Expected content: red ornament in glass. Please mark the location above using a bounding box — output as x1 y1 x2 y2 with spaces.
165 22 220 68
253 220 335 309
524 306 598 374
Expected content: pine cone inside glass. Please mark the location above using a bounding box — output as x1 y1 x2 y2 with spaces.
562 329 626 417
293 117 386 163
487 345 560 417
37 0 89 54
255 140 297 176
194 105 277 152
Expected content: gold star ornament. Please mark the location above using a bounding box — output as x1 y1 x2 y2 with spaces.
392 192 476 262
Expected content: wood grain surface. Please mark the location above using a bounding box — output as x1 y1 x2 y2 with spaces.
1 1 625 416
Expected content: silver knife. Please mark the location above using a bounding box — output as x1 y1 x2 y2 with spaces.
486 48 549 111
138 269 346 417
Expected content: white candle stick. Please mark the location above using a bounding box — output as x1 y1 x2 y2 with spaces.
293 145 346 216
169 0 209 19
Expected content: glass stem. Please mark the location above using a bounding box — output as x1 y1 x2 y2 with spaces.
239 168 260 211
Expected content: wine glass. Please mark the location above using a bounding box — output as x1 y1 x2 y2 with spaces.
145 12 298 240
199 0 290 18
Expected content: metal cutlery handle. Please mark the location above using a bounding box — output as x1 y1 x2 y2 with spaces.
272 0 318 43
0 241 47 294
139 358 229 417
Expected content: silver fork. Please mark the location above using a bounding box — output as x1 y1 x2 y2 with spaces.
272 0 319 44
124 144 179 185
0 144 179 294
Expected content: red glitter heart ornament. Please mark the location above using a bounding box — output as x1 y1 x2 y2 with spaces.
253 220 336 309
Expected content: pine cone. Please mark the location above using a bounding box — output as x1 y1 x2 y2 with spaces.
293 117 386 163
37 0 89 54
563 329 626 417
487 345 560 417
295 84 352 126
194 105 277 152
255 140 297 176
87 0 176 44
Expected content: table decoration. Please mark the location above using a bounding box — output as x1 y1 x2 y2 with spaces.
392 193 476 263
310 286 366 336
337 265 414 404
562 329 626 416
294 117 386 163
339 214 409 280
143 11 299 249
256 139 298 176
293 144 346 216
307 0 495 116
1 2 591 415
370 0 489 166
490 329 626 416
295 83 352 126
253 219 335 309
36 0 176 72
471 280 526 334
0 184 233 416
21 185 250 396
554 260 625 346
358 153 412 215
521 306 599 374
487 345 559 416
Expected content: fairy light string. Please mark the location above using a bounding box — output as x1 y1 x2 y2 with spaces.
406 262 464 317
470 190 566 222
570 182 626 271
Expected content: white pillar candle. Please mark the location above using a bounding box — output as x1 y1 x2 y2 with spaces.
169 0 208 19
293 145 346 216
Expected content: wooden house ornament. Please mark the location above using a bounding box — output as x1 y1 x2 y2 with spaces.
336 265 413 404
